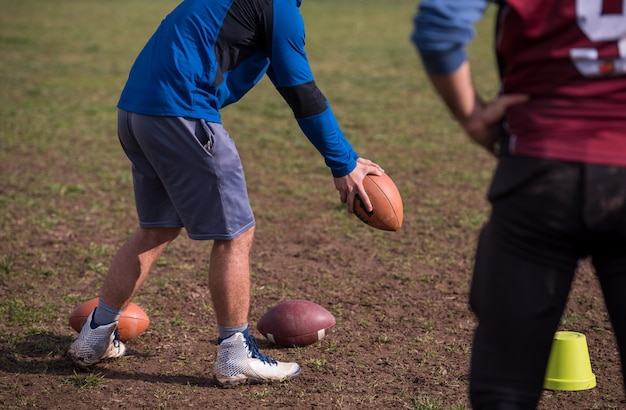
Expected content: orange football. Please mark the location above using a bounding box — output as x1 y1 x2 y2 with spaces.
69 298 150 342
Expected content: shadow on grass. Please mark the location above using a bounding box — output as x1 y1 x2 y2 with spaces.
0 332 221 388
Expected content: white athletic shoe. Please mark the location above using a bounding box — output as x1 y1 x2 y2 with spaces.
67 310 126 368
214 331 300 386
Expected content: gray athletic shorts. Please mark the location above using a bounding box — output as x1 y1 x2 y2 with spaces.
117 109 255 240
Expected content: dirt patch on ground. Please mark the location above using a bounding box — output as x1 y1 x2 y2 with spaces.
1 149 625 410
2 0 623 408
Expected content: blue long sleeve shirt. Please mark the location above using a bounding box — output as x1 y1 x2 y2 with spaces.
412 0 490 75
118 0 358 177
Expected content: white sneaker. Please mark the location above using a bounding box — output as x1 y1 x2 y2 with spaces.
67 310 126 368
214 331 300 386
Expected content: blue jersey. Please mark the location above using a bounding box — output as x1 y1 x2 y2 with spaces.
118 0 358 177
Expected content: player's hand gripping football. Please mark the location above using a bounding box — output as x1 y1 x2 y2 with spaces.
334 157 383 214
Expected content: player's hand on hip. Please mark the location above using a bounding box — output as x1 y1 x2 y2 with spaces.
460 93 529 155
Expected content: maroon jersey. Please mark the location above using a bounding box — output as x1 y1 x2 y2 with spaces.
497 0 626 166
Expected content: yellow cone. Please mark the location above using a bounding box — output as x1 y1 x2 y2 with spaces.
544 331 596 391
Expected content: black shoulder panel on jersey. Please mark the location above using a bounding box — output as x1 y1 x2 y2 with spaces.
213 0 273 87
276 81 327 119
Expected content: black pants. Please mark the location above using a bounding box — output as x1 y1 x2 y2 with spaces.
469 156 626 409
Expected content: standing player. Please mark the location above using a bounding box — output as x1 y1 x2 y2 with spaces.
68 0 383 386
413 0 626 407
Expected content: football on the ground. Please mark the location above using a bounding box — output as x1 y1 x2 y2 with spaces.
354 172 403 231
69 297 150 342
257 300 336 347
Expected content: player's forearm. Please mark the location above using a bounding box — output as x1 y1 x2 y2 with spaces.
297 103 359 178
426 61 478 124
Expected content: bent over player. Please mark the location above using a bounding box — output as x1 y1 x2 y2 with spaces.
68 0 382 386
413 0 626 408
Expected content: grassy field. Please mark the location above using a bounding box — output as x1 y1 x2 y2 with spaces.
0 0 499 210
2 1 622 409
0 0 494 283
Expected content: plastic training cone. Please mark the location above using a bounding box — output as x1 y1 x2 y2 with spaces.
544 331 596 391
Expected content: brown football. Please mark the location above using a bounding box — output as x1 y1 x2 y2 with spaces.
69 298 150 342
257 300 335 347
354 173 403 231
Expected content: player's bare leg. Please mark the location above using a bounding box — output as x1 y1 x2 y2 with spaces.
208 227 254 326
100 227 181 310
210 227 300 385
68 227 180 367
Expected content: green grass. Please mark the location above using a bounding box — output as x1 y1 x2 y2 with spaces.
62 371 106 389
1 0 497 249
0 1 548 409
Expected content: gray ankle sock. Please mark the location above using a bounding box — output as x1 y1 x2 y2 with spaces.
92 300 123 326
218 324 248 343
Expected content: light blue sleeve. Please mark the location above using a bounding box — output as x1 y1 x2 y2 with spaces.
411 0 490 75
